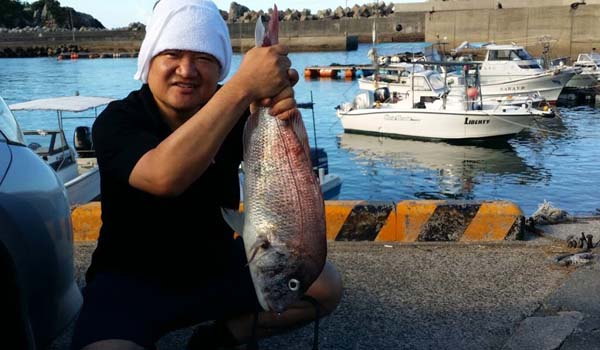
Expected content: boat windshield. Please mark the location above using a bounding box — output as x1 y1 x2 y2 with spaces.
488 49 534 61
23 130 69 156
0 97 25 144
429 73 446 90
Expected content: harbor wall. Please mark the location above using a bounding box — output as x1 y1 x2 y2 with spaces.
3 0 599 59
0 16 424 56
394 0 600 59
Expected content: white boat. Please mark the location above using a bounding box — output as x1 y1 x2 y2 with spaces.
10 96 114 206
448 43 578 104
337 63 554 141
565 52 600 89
359 59 554 112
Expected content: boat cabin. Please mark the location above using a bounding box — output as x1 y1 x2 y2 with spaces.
574 53 600 70
482 44 543 74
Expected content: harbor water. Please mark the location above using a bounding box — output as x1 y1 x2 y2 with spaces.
1 43 599 216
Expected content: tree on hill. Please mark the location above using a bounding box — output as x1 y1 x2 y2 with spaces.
0 0 104 29
0 0 30 27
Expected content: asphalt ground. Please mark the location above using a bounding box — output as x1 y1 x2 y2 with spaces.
50 219 600 350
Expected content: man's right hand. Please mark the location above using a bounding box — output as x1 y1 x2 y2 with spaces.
232 44 292 103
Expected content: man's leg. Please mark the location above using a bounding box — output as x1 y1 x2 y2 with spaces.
227 261 343 341
81 339 147 350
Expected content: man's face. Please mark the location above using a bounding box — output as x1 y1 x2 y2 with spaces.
147 50 221 119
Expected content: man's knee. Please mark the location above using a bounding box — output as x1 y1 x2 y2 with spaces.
306 261 343 316
81 339 146 350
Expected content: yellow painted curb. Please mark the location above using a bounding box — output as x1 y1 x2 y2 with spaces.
71 202 102 242
71 200 524 242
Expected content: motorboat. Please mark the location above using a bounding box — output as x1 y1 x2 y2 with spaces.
565 52 600 89
359 59 554 113
448 43 579 104
9 96 115 206
336 62 554 141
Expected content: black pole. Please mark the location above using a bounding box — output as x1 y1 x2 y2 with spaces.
310 91 318 151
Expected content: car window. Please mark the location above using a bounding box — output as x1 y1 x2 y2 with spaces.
0 97 25 145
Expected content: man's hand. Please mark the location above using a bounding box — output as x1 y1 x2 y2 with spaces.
250 68 300 120
234 44 292 103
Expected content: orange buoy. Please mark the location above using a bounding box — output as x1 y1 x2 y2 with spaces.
467 87 478 99
319 69 333 78
345 69 354 79
70 52 79 60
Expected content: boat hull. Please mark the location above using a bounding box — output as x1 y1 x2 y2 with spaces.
337 109 535 140
478 70 575 104
64 165 100 206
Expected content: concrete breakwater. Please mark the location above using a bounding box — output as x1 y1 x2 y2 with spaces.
0 16 423 57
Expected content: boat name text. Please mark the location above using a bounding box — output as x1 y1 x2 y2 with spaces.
464 118 491 125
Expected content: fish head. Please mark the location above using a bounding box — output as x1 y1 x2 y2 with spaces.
250 242 315 313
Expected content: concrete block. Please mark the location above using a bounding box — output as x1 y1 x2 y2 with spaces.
503 311 584 350
71 200 525 243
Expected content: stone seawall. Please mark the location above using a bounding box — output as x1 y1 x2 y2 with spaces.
0 16 424 57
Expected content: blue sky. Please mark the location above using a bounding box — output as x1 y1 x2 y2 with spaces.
57 0 425 29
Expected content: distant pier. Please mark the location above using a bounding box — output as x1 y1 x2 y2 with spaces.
304 64 376 79
55 51 138 60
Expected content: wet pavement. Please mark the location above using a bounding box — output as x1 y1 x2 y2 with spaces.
50 219 600 350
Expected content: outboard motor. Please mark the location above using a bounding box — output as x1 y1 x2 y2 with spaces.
73 126 94 157
374 87 391 103
310 147 329 176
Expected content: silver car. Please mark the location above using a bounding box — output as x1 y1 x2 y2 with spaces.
0 96 82 349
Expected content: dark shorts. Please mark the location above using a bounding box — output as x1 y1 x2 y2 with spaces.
70 239 261 350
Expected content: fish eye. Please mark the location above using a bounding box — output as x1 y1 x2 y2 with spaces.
288 279 300 291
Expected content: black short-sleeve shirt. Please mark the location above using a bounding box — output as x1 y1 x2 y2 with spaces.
87 84 248 288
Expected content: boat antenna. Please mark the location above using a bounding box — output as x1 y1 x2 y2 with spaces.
297 91 318 151
371 20 379 89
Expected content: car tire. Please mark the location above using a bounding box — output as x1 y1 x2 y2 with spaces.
0 244 36 350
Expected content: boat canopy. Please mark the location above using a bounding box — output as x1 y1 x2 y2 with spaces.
376 42 442 61
9 96 115 112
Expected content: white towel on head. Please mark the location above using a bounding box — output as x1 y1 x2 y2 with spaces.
134 0 232 82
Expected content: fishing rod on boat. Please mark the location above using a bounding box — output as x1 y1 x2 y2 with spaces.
297 90 318 152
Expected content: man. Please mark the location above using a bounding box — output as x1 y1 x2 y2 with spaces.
70 0 342 349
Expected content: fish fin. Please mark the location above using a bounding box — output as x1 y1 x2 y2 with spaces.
247 235 270 265
254 14 265 47
288 110 312 166
221 208 245 235
268 4 279 45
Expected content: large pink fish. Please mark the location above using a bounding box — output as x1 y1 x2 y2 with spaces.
222 5 327 313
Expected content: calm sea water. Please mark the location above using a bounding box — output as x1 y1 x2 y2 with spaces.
1 43 600 216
